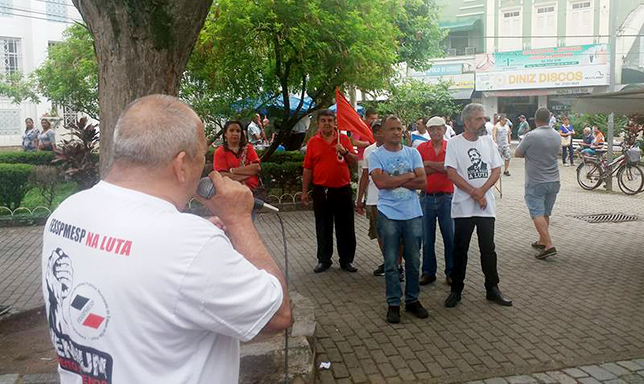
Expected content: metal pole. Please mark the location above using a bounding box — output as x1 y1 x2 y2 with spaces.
605 0 618 190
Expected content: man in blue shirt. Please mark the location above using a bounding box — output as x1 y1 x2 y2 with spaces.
369 115 428 323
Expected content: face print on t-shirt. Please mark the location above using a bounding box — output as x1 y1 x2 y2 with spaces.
466 148 489 180
384 155 415 200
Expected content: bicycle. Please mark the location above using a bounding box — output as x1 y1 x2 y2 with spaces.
576 144 644 195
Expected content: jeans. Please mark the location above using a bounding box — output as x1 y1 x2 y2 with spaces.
451 217 500 294
377 213 422 306
312 185 356 265
562 144 574 164
420 193 454 277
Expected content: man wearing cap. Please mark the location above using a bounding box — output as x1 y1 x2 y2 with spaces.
417 117 454 286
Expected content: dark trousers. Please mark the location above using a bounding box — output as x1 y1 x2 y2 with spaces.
562 144 574 165
450 217 500 293
312 184 356 265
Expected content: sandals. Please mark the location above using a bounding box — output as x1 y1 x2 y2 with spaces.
535 247 557 260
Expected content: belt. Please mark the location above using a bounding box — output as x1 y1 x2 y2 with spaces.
421 191 452 197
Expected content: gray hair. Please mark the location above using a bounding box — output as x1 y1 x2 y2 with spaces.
461 103 486 122
112 94 202 168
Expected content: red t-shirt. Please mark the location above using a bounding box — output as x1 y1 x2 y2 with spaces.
303 132 355 188
417 140 454 194
213 144 260 190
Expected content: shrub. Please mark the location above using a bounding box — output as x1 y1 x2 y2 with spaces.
0 151 55 165
53 117 99 190
0 163 34 209
258 150 305 164
28 166 61 208
260 161 303 195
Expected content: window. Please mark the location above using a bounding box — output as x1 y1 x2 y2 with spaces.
443 31 482 56
499 9 522 52
532 4 557 49
567 1 593 46
0 0 11 17
0 37 21 76
47 0 67 22
0 109 21 136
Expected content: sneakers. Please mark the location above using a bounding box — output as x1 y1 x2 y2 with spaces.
531 241 545 250
503 170 511 176
536 247 557 260
563 163 569 167
405 301 429 319
373 264 385 276
386 306 400 324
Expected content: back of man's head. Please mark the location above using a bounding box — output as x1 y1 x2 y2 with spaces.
112 94 202 169
534 108 551 126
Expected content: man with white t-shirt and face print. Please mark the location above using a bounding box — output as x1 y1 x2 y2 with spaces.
41 95 291 384
443 103 512 309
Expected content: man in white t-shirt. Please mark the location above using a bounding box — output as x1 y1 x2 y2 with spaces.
41 95 291 384
248 113 263 144
443 103 512 309
410 117 430 148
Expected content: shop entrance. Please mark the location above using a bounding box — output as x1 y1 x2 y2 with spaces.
498 96 538 136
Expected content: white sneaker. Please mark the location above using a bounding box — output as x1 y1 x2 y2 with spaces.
563 163 569 167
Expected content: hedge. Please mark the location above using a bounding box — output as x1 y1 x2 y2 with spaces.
0 163 34 210
260 161 303 195
0 151 55 165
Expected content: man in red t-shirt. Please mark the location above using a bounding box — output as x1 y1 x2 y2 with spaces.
301 110 358 273
416 116 455 286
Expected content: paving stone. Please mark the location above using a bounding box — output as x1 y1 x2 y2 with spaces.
620 373 644 384
617 361 644 372
563 368 590 378
545 371 578 384
507 375 538 384
0 375 19 384
531 373 558 383
578 378 602 384
484 378 509 384
604 379 629 384
580 365 618 381
19 375 60 384
602 363 632 377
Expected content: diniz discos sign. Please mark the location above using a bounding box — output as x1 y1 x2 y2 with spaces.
475 44 609 91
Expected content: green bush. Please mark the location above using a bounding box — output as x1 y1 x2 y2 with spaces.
259 150 305 164
0 163 34 209
0 151 55 165
261 161 303 195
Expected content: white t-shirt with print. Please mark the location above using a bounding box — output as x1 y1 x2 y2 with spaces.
41 181 282 384
444 135 503 218
362 142 380 206
444 125 456 141
411 131 430 148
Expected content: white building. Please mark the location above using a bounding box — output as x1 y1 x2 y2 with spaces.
0 0 81 147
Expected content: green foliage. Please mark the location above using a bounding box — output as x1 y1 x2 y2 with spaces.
0 151 55 165
190 0 444 147
33 23 99 119
21 182 77 210
53 117 100 190
0 72 40 105
260 161 303 195
28 166 61 208
0 164 34 210
569 114 629 139
378 79 458 124
256 150 304 164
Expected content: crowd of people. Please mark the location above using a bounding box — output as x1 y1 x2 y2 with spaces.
300 103 569 323
21 117 57 152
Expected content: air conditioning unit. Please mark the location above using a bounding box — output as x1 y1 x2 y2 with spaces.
446 48 457 57
465 47 476 55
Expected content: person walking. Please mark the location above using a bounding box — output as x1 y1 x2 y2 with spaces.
443 103 512 309
301 110 358 273
369 115 428 323
492 115 512 176
559 117 575 166
417 117 454 286
514 108 561 260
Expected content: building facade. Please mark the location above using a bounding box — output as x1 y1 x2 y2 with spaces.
416 0 644 127
0 0 81 147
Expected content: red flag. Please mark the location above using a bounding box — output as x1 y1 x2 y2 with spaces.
336 88 375 144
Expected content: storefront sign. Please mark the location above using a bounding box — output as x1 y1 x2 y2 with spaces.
412 63 463 77
419 73 475 89
476 65 608 91
475 44 608 72
483 87 595 97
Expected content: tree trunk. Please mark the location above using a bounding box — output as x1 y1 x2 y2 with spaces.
71 0 213 175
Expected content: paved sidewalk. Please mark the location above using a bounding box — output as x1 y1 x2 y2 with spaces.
2 158 644 382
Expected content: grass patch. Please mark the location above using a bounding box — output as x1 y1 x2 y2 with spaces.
21 182 78 209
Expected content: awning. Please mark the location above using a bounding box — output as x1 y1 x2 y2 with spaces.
439 18 481 33
449 89 474 100
572 87 644 115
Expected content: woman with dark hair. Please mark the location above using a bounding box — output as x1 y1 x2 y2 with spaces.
22 118 39 151
38 119 56 151
213 120 262 193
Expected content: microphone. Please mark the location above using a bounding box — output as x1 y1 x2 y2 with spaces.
197 177 279 213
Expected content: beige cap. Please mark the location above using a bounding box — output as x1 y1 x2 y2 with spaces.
426 116 446 128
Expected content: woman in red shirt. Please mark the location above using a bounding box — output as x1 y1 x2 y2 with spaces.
214 120 261 192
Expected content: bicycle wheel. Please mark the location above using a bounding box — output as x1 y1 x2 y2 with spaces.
576 161 603 190
617 163 644 195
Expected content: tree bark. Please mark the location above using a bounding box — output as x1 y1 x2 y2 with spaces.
72 0 213 174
